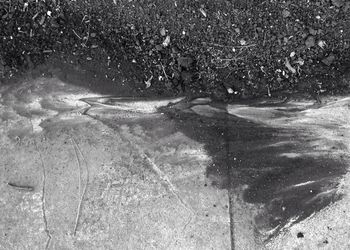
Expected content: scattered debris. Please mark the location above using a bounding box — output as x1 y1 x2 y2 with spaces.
0 0 349 99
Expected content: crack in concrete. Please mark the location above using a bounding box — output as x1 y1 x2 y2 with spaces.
37 144 52 250
71 137 90 236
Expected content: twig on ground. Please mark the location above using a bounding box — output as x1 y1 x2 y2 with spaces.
160 63 169 80
72 30 82 40
218 58 242 61
71 138 89 236
205 42 257 49
235 44 257 48
7 182 34 191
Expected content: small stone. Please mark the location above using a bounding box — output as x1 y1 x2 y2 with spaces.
160 27 166 36
305 36 315 48
282 9 290 18
309 28 317 35
318 40 326 49
239 39 247 46
155 44 162 51
162 35 170 47
295 58 304 65
227 88 234 94
322 54 335 66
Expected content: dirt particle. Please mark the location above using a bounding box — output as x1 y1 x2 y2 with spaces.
323 239 329 244
297 232 304 238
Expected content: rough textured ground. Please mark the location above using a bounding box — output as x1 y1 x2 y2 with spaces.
1 0 350 99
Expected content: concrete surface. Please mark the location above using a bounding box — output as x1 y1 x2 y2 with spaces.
1 67 350 249
0 77 230 250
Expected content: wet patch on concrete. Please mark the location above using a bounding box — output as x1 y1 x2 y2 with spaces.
159 100 349 240
1 74 349 248
86 96 349 242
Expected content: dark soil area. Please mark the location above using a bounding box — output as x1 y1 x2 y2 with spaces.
1 0 350 100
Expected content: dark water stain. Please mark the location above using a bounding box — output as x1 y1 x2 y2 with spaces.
83 100 348 238
161 102 347 236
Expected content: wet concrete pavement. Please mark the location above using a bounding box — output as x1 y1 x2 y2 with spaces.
1 72 349 249
84 95 349 248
